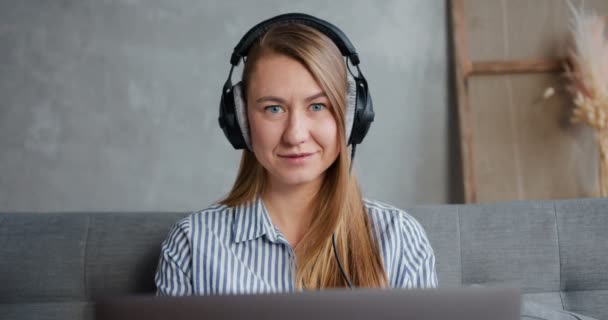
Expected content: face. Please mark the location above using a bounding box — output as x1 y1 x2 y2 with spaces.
246 54 340 189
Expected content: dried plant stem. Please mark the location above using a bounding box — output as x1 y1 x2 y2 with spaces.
598 129 608 197
564 3 608 198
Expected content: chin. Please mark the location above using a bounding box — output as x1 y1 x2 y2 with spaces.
274 172 323 188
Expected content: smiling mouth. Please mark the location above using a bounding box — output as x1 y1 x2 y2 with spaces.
278 152 316 159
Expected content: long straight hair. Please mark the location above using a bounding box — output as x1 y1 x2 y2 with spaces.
221 23 387 289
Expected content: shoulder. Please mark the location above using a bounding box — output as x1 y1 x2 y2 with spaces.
363 198 433 254
363 198 427 237
190 203 233 223
167 203 233 238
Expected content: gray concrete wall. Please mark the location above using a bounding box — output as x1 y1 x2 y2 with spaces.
0 0 457 212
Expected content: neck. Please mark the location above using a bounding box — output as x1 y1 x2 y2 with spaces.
262 177 323 248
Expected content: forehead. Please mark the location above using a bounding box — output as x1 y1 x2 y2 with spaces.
246 54 324 97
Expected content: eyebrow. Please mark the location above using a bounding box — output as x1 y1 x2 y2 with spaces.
255 92 327 104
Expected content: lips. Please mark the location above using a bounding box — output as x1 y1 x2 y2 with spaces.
277 152 317 165
279 152 315 158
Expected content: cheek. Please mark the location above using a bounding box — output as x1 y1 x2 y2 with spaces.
316 116 340 150
249 114 281 151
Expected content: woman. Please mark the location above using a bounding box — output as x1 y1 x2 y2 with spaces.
155 13 437 295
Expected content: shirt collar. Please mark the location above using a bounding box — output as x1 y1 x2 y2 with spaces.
232 194 281 244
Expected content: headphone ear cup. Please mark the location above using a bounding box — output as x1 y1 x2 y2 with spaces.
232 82 252 150
348 76 374 145
345 75 357 145
218 82 248 150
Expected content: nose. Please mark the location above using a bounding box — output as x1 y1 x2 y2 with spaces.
282 109 309 146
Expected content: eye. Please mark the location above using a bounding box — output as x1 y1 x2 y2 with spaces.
264 105 284 114
310 103 325 112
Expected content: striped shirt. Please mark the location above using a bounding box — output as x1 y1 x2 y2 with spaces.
155 195 437 295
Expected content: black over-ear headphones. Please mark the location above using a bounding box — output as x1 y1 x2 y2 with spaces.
218 13 375 150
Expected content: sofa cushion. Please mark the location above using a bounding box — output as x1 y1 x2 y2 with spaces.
406 205 461 288
459 201 560 292
555 199 608 291
85 212 188 298
561 290 608 320
0 301 92 320
0 213 88 303
522 292 564 309
521 300 598 320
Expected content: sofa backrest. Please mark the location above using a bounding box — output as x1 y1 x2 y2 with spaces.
0 211 187 319
408 198 608 319
1 198 607 320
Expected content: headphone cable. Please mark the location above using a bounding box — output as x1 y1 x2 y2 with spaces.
332 143 357 289
349 144 357 173
332 233 353 288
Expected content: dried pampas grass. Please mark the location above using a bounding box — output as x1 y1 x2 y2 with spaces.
565 2 608 196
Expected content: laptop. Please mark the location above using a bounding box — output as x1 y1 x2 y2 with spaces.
96 288 521 320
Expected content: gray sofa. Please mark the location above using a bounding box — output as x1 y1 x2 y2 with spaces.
1 198 607 320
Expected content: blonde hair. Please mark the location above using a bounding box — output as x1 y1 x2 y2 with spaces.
221 23 387 289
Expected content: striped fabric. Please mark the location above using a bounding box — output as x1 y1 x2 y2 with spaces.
155 196 437 295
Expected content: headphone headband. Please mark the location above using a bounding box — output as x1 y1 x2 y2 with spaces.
230 13 360 66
